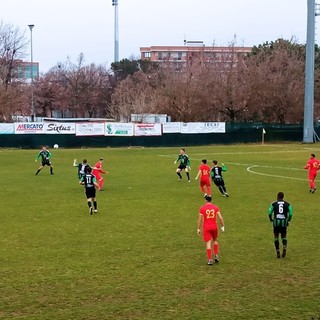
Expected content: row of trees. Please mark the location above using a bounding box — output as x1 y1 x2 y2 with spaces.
0 20 320 123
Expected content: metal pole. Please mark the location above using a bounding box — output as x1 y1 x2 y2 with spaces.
112 0 119 62
303 0 316 143
28 24 35 122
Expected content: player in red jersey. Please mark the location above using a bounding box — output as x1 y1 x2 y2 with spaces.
195 159 211 197
92 158 107 190
304 153 320 193
197 195 225 265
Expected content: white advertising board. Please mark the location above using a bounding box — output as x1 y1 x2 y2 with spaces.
180 122 225 134
0 123 14 134
75 123 105 136
162 122 181 133
105 123 134 136
14 122 76 134
134 123 162 136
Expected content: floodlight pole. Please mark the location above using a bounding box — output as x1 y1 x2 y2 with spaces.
28 24 35 122
303 0 320 142
112 0 119 62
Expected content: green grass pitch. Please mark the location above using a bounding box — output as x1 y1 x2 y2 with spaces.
1 143 320 320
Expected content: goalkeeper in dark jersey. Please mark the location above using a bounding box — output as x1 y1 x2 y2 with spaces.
35 146 54 175
174 148 191 182
268 192 293 258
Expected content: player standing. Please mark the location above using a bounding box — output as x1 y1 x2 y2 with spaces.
211 160 229 197
92 158 107 190
268 192 293 258
35 146 54 175
304 153 320 193
73 158 91 180
197 195 225 265
80 167 100 215
174 148 191 182
195 159 211 197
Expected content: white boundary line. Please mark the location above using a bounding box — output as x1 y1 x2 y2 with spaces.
159 154 307 182
246 165 307 181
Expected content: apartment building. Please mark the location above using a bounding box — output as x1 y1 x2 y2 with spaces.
140 41 252 69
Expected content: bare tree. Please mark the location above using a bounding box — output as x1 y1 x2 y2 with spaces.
110 71 163 121
0 21 28 89
42 54 112 118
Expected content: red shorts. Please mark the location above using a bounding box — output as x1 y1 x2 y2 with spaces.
203 226 218 242
93 174 102 180
309 172 317 180
200 177 211 187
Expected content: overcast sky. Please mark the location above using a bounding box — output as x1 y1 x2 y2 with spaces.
1 0 311 73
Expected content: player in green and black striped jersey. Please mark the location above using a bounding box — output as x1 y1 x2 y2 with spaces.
35 146 54 175
174 148 191 182
268 192 293 258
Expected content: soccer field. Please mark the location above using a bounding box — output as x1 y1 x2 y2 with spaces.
1 144 320 320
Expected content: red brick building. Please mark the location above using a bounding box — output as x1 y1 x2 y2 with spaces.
140 41 252 69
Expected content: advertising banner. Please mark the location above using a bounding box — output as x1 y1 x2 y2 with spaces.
180 122 225 134
134 123 162 136
43 123 76 134
162 122 181 133
75 122 105 136
14 122 45 134
105 123 134 136
14 122 76 134
0 123 14 134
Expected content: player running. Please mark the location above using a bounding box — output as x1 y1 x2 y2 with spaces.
211 160 229 197
268 192 293 258
304 153 320 193
92 158 107 190
174 148 191 182
73 158 91 180
197 195 225 265
80 167 100 215
35 146 54 175
195 159 211 197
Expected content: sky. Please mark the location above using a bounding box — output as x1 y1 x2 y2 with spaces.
1 0 312 73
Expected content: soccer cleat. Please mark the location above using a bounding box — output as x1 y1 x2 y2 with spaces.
89 207 93 215
276 250 281 258
178 178 182 182
214 255 219 263
94 210 98 213
203 194 207 198
188 180 191 182
312 188 316 194
282 246 287 258
207 259 213 265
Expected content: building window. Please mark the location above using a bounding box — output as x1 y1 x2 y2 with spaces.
178 52 183 60
144 52 151 58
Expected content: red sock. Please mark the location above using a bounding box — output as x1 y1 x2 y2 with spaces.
207 186 211 195
99 178 104 189
201 186 206 193
213 243 219 255
206 249 212 260
310 181 315 189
